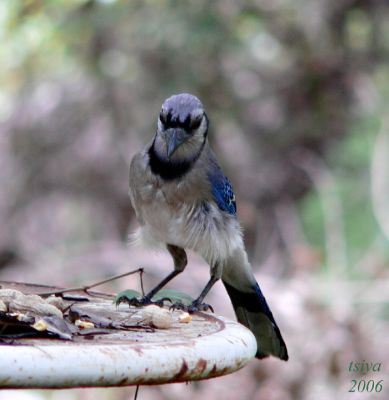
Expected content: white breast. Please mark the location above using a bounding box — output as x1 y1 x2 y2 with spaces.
135 187 243 266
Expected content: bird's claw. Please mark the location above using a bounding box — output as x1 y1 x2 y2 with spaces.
190 302 214 313
116 295 172 308
170 300 214 313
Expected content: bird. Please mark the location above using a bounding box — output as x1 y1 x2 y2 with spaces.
128 93 288 361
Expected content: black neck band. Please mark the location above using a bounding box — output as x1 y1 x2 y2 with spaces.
148 137 206 181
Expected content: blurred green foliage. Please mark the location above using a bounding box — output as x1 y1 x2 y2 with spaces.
300 115 383 276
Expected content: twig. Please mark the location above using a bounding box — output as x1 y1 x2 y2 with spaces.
134 384 140 400
37 268 144 297
139 269 145 296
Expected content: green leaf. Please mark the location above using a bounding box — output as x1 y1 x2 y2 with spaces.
152 289 194 306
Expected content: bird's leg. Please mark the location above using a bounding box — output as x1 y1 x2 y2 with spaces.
172 262 221 313
146 244 187 299
122 244 187 307
187 274 219 312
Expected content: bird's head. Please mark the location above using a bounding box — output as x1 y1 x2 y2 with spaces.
153 93 208 163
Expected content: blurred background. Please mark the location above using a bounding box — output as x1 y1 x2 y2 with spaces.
1 0 389 399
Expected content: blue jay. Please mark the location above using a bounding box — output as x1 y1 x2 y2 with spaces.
129 93 288 360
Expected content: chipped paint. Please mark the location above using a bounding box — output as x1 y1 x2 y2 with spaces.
0 315 256 388
0 281 257 388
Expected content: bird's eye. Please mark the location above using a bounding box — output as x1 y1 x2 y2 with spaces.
159 110 167 125
190 115 203 130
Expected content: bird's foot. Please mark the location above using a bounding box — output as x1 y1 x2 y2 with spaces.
116 295 171 308
170 300 214 313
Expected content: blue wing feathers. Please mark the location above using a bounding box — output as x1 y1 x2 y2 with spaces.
207 168 237 215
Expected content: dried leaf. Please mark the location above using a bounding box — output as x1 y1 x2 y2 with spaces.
38 316 73 340
1 288 63 319
45 295 66 311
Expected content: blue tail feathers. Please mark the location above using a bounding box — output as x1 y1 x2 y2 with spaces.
222 280 288 361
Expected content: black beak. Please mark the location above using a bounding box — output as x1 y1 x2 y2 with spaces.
166 129 182 159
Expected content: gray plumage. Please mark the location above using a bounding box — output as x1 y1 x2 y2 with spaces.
129 93 288 360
